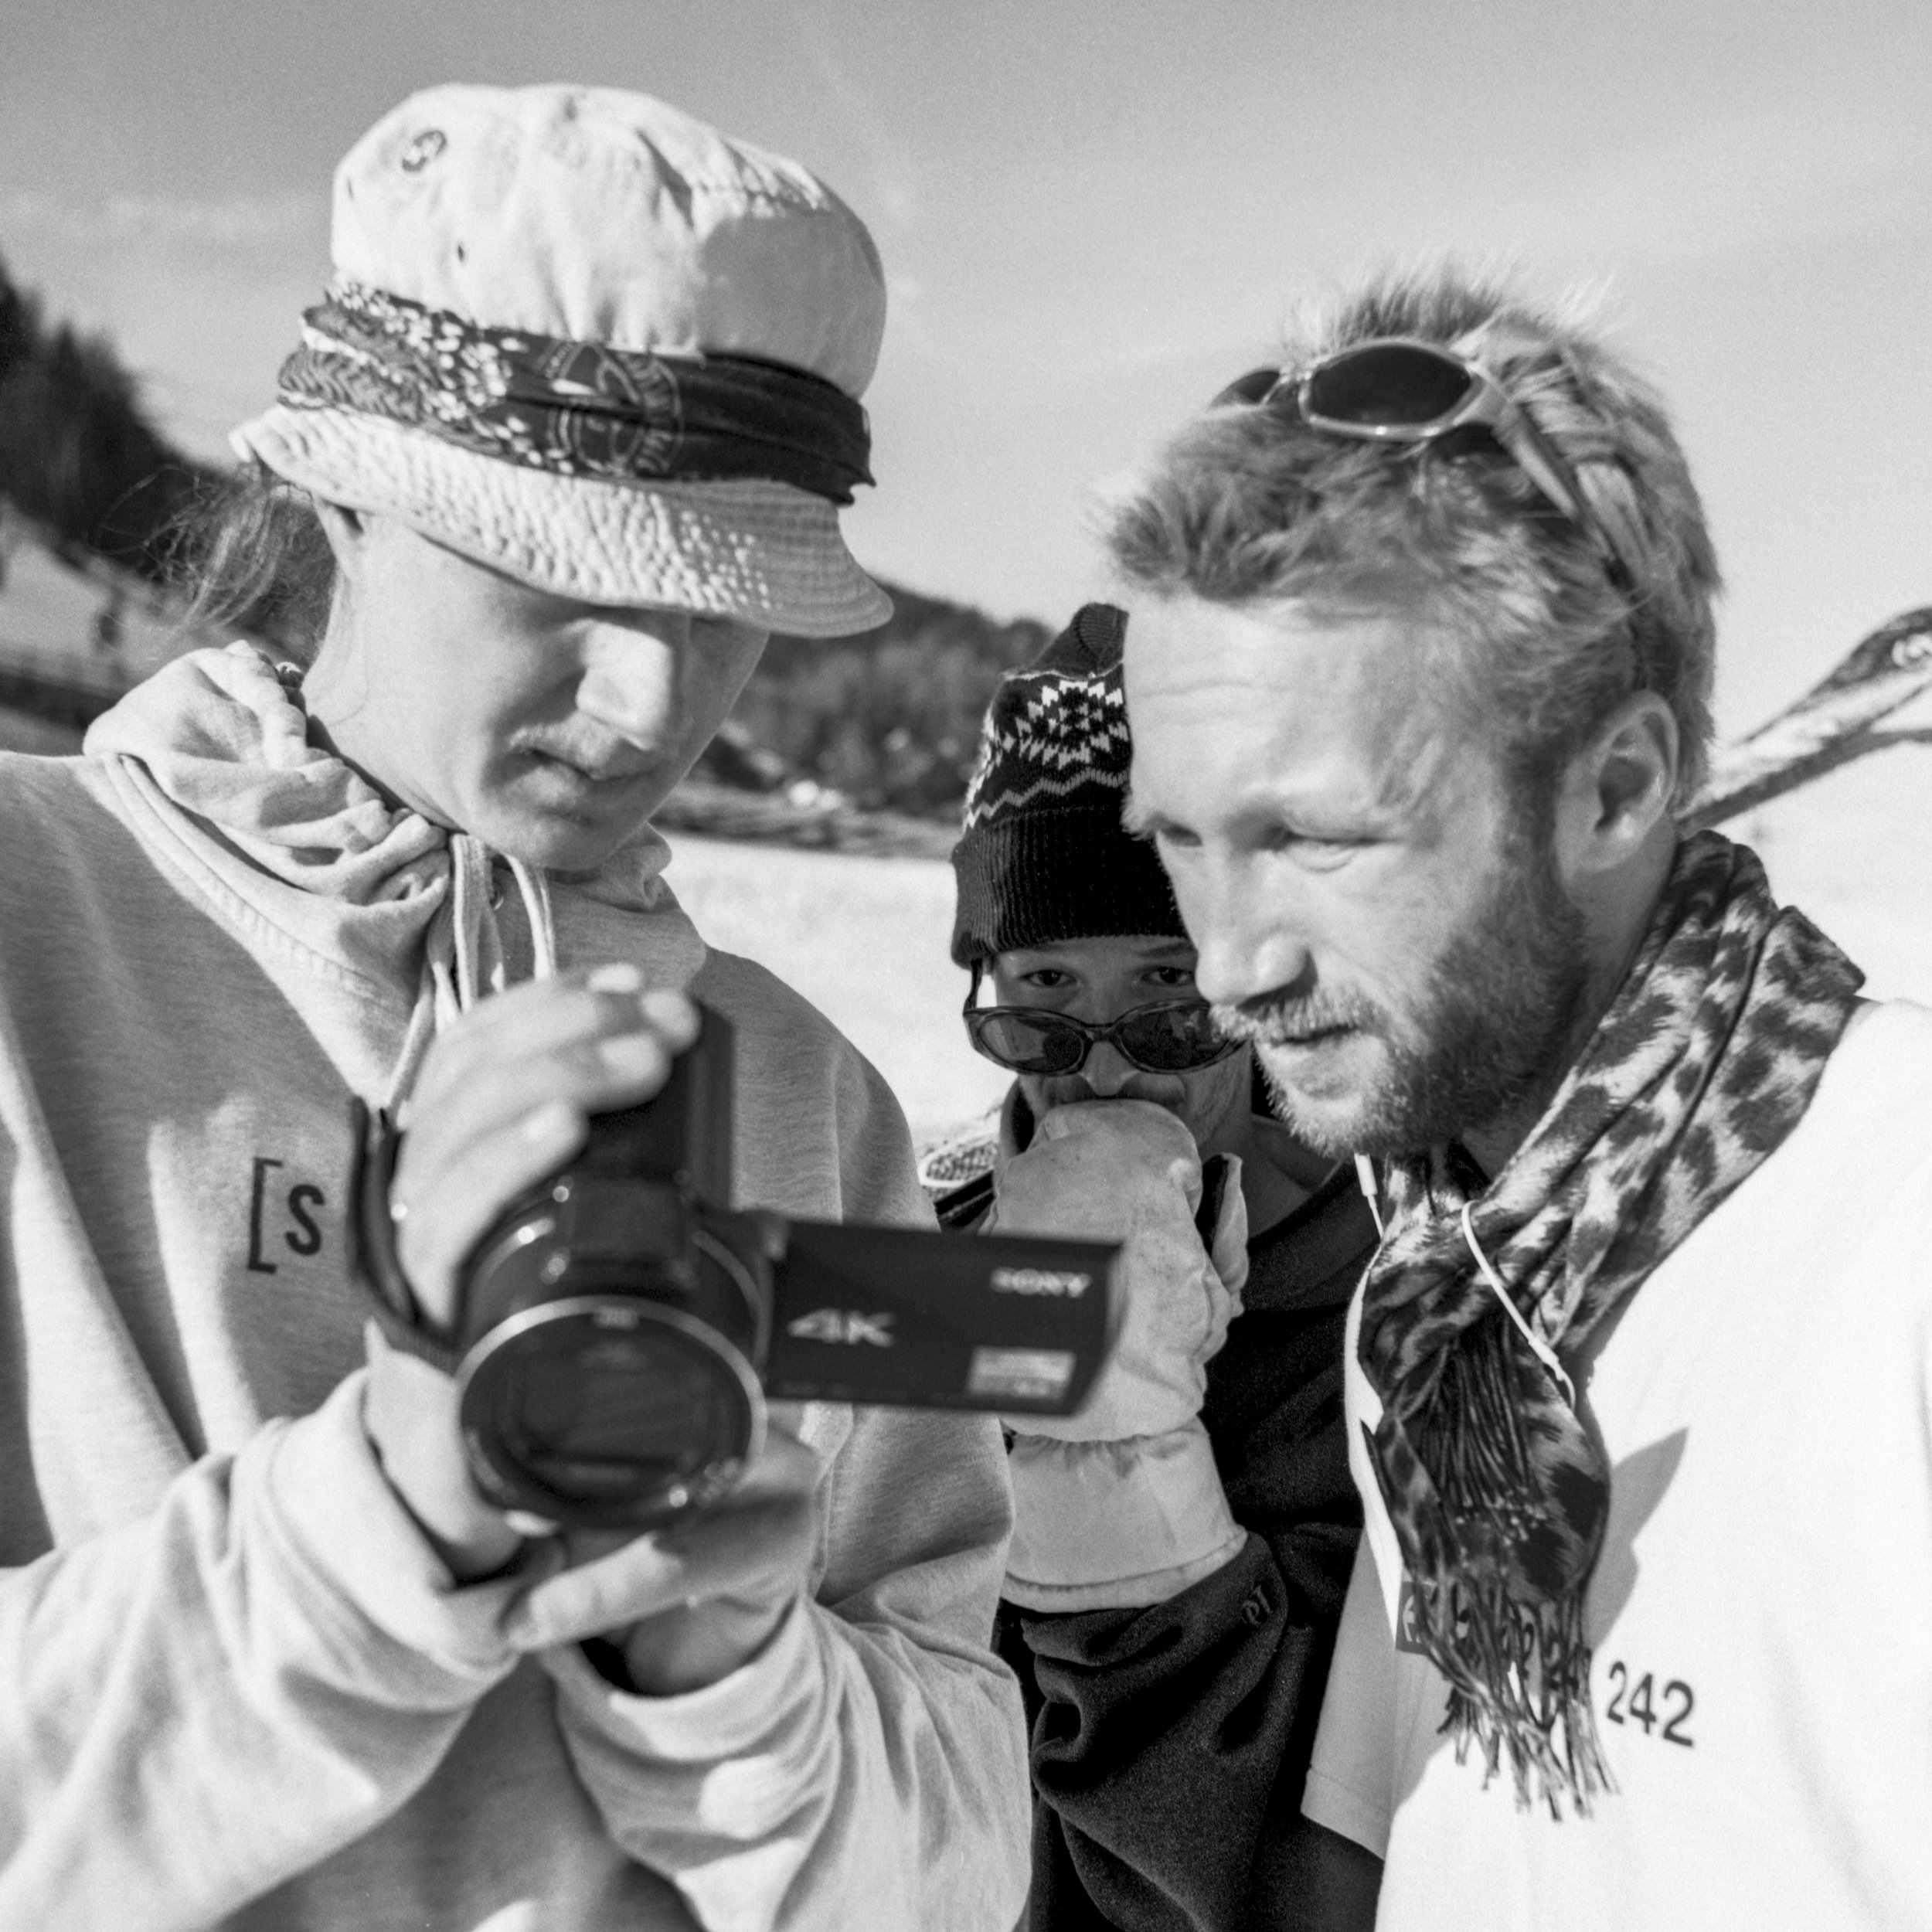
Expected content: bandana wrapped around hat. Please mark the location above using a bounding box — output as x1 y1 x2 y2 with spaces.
950 603 1185 964
276 279 875 505
1360 831 1863 1814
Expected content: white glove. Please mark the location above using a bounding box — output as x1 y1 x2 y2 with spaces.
985 1099 1249 1611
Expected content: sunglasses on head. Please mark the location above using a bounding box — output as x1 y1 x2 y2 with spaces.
961 963 1240 1077
1213 337 1631 589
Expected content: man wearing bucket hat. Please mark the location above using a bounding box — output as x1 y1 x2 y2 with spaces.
934 604 1382 1930
0 85 1027 1930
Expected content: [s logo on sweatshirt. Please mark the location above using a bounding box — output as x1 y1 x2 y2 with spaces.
246 1155 328 1275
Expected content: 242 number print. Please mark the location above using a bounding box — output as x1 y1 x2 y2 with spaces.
1604 1662 1694 1746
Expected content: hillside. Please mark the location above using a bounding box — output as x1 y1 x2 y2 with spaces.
0 257 217 587
725 588 1047 815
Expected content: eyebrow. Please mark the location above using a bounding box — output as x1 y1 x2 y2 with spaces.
1125 779 1413 842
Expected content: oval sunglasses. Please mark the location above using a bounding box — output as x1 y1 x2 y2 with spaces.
1215 337 1634 590
961 961 1241 1077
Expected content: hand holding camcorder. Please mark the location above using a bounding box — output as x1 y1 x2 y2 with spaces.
354 989 1121 1536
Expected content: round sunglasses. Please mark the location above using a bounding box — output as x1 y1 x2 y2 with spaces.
962 981 1240 1077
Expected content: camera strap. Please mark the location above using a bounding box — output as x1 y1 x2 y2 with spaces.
346 1099 469 1378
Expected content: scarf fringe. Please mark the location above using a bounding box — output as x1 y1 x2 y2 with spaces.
1400 1315 1611 1812
1426 1587 1612 1818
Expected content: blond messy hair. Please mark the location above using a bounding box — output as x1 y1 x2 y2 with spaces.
1104 267 1722 804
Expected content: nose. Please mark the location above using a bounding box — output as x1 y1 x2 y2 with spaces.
1185 859 1315 1011
575 619 690 747
1079 1039 1140 1097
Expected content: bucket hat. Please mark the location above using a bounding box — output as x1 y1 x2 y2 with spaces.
233 83 892 638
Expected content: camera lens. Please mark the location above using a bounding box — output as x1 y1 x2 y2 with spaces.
459 1297 764 1527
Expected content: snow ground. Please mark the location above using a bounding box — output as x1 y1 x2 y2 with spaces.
663 832 1012 1138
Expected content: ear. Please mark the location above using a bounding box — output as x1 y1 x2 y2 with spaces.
1552 690 1679 885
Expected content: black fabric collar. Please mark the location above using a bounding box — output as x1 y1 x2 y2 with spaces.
1241 1162 1379 1315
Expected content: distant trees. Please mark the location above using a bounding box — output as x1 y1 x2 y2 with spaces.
727 584 1049 815
0 253 216 583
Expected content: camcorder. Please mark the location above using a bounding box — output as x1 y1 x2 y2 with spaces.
353 1005 1120 1531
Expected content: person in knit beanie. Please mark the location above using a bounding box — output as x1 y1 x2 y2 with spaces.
937 604 1383 1932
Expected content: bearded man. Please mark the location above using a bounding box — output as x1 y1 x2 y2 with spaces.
1107 272 1932 1930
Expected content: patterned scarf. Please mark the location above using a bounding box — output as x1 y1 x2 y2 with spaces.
1359 830 1863 1813
275 280 874 503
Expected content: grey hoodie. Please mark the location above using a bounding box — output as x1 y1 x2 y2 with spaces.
0 643 1027 1931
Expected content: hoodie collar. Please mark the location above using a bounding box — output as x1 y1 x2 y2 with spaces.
84 642 706 1107
85 641 676 914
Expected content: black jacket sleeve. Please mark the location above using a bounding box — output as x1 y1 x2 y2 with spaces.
995 1167 1377 1932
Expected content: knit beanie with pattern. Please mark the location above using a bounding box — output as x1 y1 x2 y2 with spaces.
950 602 1185 966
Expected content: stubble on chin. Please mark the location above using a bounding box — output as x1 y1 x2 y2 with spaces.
1250 1034 1392 1159
1226 838 1593 1162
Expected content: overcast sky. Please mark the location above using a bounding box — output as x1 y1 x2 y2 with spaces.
3 0 1927 733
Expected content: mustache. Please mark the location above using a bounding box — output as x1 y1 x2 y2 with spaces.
1211 993 1383 1044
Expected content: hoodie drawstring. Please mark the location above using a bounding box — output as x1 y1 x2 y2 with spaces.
379 835 563 1118
507 857 558 981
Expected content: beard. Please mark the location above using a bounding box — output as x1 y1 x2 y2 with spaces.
1213 821 1593 1161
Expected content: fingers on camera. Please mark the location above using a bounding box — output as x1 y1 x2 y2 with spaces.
393 972 695 1323
661 1492 815 1592
507 1495 812 1649
396 1104 580 1313
418 977 688 1098
411 1013 675 1172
